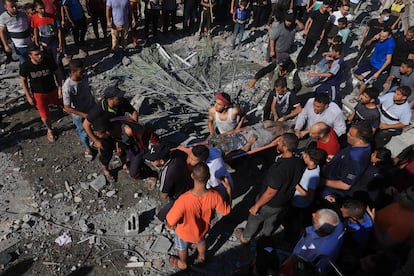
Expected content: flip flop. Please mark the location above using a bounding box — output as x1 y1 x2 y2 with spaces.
169 255 185 270
47 131 55 143
235 228 249 244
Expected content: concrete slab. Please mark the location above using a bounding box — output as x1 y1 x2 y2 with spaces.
89 175 106 192
125 213 139 236
150 236 172 253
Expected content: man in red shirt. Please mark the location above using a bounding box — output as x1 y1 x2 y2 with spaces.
309 121 340 161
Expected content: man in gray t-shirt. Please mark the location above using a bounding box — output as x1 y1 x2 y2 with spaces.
62 60 96 160
208 121 291 153
383 60 414 107
268 14 304 62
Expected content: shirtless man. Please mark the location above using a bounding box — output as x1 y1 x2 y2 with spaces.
208 91 245 136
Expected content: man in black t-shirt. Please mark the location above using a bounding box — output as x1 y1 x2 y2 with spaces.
296 1 330 68
236 133 305 244
19 45 62 142
83 85 138 182
143 144 193 221
347 86 380 132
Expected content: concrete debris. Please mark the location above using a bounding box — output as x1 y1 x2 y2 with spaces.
80 182 89 190
79 219 89 233
150 236 172 253
89 175 106 192
53 193 64 199
125 261 152 268
106 190 116 197
54 233 72 246
125 213 139 236
74 196 82 203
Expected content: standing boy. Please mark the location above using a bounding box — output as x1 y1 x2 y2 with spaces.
166 162 232 270
20 45 62 142
231 0 249 49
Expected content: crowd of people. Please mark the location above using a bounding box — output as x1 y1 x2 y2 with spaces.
1 0 414 275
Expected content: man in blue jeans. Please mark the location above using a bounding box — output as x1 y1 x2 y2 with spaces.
0 0 32 64
62 60 96 160
353 28 395 99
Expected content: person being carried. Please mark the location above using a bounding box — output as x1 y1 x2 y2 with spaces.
208 120 291 153
166 162 232 270
208 91 245 136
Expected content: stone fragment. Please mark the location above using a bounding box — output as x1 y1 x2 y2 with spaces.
74 196 82 203
53 193 64 199
80 182 89 190
106 190 116 197
79 220 89 232
125 213 139 236
150 236 172 253
89 175 106 192
154 224 163 234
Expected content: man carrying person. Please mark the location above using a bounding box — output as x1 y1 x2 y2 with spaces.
309 121 340 160
83 86 138 182
143 143 193 221
375 86 412 148
208 91 245 136
347 86 380 132
236 133 306 243
166 162 231 270
295 93 346 139
62 59 96 160
20 45 62 143
0 0 32 64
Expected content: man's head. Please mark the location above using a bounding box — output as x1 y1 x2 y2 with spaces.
360 86 380 105
347 121 373 146
27 45 43 64
378 28 392 42
276 133 299 154
320 0 330 12
371 147 392 166
188 145 209 166
284 12 295 27
214 91 231 113
393 86 412 103
103 86 125 108
340 3 350 15
4 0 18 16
380 9 391 22
340 199 365 222
274 77 288 94
405 26 414 41
34 0 46 16
312 208 340 236
303 148 327 167
313 93 330 114
337 17 348 29
399 60 414 75
69 59 85 81
191 162 210 184
143 144 170 167
331 44 343 58
309 122 331 140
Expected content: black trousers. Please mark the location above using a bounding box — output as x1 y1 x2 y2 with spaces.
296 37 318 67
72 17 87 46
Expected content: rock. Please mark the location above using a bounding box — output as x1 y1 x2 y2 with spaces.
122 57 131 66
74 196 82 203
0 253 11 265
53 193 64 199
106 190 116 197
80 182 89 190
154 224 163 234
79 220 89 232
150 236 172 253
89 175 106 192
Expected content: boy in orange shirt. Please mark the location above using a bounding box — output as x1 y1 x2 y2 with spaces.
166 162 232 270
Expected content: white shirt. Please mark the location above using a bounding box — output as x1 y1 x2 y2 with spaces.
330 10 353 26
295 98 347 136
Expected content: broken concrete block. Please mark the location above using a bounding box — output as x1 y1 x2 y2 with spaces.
154 224 163 234
125 213 139 236
150 236 172 253
80 182 89 190
74 196 82 203
89 175 106 192
106 190 116 197
79 219 89 232
53 193 64 199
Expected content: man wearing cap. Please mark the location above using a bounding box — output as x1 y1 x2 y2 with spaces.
208 91 245 136
143 144 193 221
83 85 138 181
268 13 304 63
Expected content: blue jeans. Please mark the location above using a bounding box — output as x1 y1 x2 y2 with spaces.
71 114 89 148
232 23 246 48
15 46 29 64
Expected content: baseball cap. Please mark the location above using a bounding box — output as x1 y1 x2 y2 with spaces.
103 86 125 99
285 13 295 22
143 144 170 161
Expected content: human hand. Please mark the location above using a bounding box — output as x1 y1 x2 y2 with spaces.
383 81 390 90
324 195 336 203
249 204 259 216
26 95 35 106
94 140 103 150
4 44 12 53
371 72 379 80
107 21 112 28
57 87 63 99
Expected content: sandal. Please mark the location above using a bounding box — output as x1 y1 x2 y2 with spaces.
84 151 93 161
47 131 55 143
235 228 249 244
169 255 186 270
